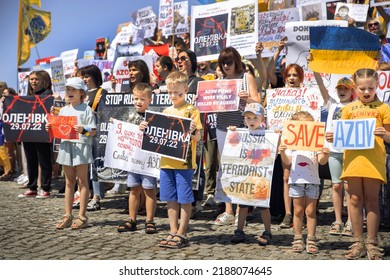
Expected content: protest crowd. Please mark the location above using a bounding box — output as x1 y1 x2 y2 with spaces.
2 0 390 260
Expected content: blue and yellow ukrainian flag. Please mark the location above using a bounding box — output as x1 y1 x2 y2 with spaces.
18 0 51 66
309 26 380 74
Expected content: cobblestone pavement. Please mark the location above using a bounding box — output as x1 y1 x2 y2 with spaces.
0 178 389 260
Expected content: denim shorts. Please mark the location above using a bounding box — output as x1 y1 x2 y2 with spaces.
159 169 194 204
127 172 156 189
328 152 343 184
289 183 320 199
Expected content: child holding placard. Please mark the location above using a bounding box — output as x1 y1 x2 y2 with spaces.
139 71 202 249
47 77 96 230
326 68 390 260
279 111 330 254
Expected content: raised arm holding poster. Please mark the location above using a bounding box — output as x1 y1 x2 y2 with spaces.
141 110 192 162
195 79 240 112
309 26 380 74
104 119 160 178
281 120 325 151
191 0 258 62
285 20 348 85
215 129 279 207
2 95 53 142
258 8 299 58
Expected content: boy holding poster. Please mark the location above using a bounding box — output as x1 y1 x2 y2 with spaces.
279 111 330 254
229 103 273 246
140 71 202 249
117 83 158 234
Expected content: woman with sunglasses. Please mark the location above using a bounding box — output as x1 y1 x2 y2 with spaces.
214 46 260 227
175 49 205 218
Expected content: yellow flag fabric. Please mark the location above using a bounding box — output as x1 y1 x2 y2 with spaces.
18 0 51 66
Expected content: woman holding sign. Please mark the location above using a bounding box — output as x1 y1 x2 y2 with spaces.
327 68 390 260
214 46 260 225
17 70 53 199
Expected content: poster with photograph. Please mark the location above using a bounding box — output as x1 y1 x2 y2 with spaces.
50 57 65 97
215 129 279 207
191 0 258 62
334 3 369 22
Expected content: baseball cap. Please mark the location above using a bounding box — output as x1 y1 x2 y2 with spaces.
65 77 86 90
336 77 355 89
243 103 265 116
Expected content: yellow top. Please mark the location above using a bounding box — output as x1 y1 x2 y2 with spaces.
160 102 203 170
340 99 390 183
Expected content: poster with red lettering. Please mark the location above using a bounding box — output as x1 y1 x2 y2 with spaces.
2 95 53 142
195 79 240 112
281 120 325 151
141 110 191 161
47 115 79 140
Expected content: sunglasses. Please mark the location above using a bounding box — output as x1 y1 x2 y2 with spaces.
368 22 379 27
175 56 189 62
222 60 234 66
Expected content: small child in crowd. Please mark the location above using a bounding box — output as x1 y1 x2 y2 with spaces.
327 68 390 260
140 71 202 249
279 111 330 254
229 103 273 246
117 83 158 234
47 77 96 229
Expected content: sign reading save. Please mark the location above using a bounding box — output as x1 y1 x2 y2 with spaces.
282 120 325 151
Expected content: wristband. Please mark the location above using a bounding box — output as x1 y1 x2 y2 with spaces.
82 127 91 137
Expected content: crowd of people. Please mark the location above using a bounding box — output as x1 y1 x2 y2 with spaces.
1 2 390 259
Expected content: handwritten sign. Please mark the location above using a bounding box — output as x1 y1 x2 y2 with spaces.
47 115 79 140
282 120 325 151
215 129 279 207
196 79 240 112
266 87 322 130
141 110 191 161
104 119 160 178
258 8 299 57
333 118 376 150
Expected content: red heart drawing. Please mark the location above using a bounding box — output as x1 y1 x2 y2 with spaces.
59 125 71 136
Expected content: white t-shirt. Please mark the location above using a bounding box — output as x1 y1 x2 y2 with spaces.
324 96 349 153
286 149 320 185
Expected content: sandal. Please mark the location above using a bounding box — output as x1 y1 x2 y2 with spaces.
231 229 247 244
159 233 176 248
258 230 272 246
117 219 137 232
71 216 88 229
165 234 190 249
341 222 353 237
345 236 366 260
145 220 157 234
56 214 73 229
329 221 343 236
306 236 319 254
292 235 305 253
366 238 384 260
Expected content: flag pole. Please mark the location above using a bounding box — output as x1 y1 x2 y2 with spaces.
22 1 41 60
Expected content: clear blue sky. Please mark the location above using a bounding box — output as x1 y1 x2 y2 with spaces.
0 0 202 89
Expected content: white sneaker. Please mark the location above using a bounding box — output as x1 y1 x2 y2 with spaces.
202 194 216 206
14 174 25 182
214 212 234 225
17 175 29 185
106 188 127 194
